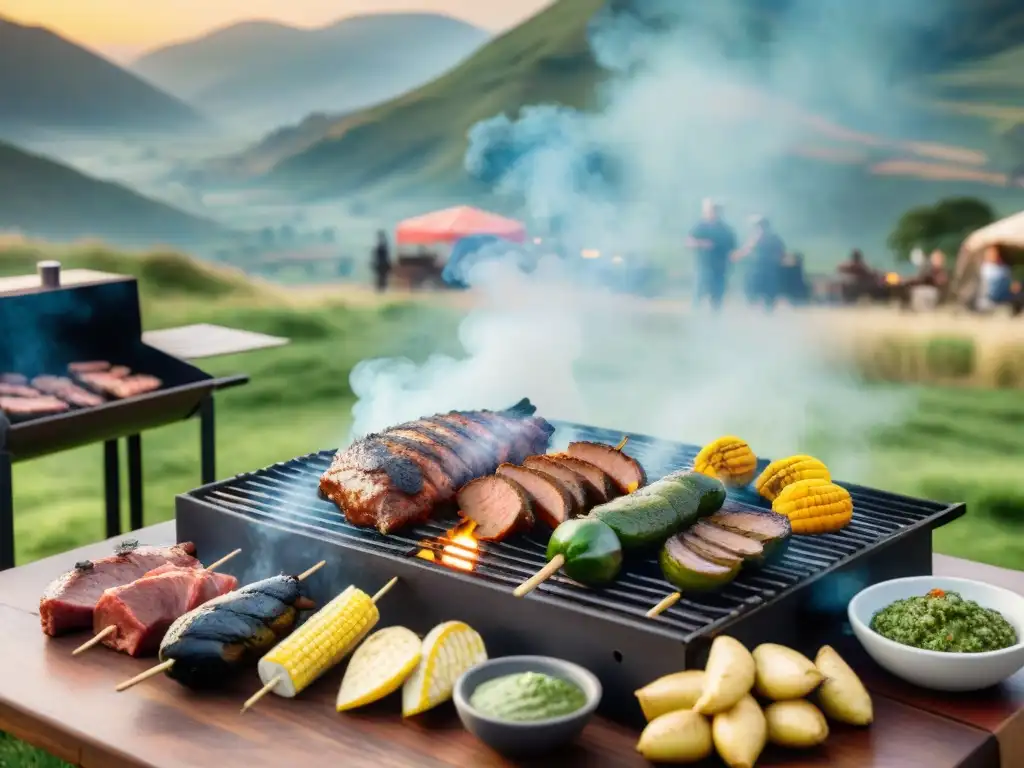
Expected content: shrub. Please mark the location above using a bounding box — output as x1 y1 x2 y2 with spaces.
923 336 975 379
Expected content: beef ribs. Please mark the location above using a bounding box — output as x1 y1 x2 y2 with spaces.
320 399 554 534
93 565 237 656
39 541 199 636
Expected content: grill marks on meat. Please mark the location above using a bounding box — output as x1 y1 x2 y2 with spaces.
521 456 588 512
320 400 553 534
39 542 199 636
457 475 533 541
496 464 576 527
93 565 237 656
546 454 617 505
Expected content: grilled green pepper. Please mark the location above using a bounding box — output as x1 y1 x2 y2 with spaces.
546 518 623 585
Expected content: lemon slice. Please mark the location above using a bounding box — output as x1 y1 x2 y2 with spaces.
336 626 422 712
401 621 487 717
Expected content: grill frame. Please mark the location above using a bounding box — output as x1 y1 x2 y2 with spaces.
176 422 964 725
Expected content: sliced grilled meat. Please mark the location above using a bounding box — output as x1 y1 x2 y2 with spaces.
457 475 533 541
0 383 39 397
521 455 589 512
547 454 618 504
496 463 577 527
566 441 647 493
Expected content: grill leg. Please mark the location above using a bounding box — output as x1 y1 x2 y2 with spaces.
103 440 121 538
0 451 13 570
127 434 143 531
200 396 215 484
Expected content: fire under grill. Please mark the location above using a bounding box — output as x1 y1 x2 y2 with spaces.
176 422 965 726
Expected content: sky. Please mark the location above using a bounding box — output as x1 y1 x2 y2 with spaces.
0 0 553 61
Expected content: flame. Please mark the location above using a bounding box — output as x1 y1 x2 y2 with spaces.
884 272 900 285
415 520 480 572
581 249 601 259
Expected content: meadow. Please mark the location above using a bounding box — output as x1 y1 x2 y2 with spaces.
1 243 1024 766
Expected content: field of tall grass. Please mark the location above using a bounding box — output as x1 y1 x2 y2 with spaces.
1 242 1023 767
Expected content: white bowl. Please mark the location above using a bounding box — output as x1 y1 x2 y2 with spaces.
848 576 1024 692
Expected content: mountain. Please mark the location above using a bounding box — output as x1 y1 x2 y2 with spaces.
0 16 206 138
0 141 225 247
132 13 489 129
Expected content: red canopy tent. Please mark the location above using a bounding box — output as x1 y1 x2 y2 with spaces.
395 206 526 246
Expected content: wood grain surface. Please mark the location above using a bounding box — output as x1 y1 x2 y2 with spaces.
0 523 1016 768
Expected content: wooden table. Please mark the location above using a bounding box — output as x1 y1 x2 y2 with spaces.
1 524 1021 768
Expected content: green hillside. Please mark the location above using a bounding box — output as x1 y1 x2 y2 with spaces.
0 141 226 247
0 16 206 136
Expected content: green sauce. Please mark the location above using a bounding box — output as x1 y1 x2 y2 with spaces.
870 589 1018 653
469 672 587 722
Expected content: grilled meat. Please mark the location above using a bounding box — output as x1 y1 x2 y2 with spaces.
79 371 161 399
566 441 647 493
547 454 619 504
320 399 554 534
0 395 70 416
39 541 199 636
30 376 105 407
68 361 111 374
159 575 315 689
93 565 237 657
0 373 28 385
496 463 576 527
0 383 39 398
457 475 533 541
521 455 589 512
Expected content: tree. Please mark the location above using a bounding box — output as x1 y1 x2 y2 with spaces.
887 197 996 261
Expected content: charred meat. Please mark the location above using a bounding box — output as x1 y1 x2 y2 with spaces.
158 575 315 689
496 463 576 527
521 455 589 512
92 565 238 657
457 475 533 541
320 399 554 534
547 454 619 504
39 541 199 636
566 441 647 493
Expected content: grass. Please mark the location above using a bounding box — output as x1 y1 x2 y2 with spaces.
3 244 1024 766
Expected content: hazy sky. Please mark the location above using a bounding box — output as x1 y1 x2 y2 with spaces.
0 0 553 60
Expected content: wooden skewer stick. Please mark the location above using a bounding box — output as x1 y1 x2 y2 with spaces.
239 576 400 714
645 591 681 618
73 548 244 657
513 436 630 598
116 560 329 693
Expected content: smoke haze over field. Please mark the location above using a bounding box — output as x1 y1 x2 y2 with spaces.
347 0 934 479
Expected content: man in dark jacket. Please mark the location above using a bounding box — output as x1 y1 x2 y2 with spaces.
687 199 737 311
735 216 786 311
372 230 391 292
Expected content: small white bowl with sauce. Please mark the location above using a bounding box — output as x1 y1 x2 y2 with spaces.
848 576 1024 691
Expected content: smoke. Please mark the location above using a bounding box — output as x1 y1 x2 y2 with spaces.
344 0 948 481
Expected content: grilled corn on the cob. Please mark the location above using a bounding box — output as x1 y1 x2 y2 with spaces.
336 626 421 711
402 621 487 717
694 436 758 488
257 585 379 698
754 455 831 502
772 479 853 535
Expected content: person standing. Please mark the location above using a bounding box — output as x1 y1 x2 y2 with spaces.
687 199 737 311
371 230 391 293
735 216 786 311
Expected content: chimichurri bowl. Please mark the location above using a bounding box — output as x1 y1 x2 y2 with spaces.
453 655 602 757
849 576 1024 692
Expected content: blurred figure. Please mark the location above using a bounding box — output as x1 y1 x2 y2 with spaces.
900 249 950 309
371 230 391 293
686 199 737 311
835 249 879 303
780 251 810 305
978 245 1020 312
735 216 786 311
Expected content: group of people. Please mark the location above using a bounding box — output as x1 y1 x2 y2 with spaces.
687 199 796 311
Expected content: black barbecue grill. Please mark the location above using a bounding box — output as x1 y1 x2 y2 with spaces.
0 265 248 569
176 422 964 726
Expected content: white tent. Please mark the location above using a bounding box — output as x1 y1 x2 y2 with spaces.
961 210 1024 252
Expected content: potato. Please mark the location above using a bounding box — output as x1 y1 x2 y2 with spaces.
712 694 767 768
635 670 706 721
765 700 830 748
815 645 873 726
693 636 755 715
752 643 823 700
636 709 713 763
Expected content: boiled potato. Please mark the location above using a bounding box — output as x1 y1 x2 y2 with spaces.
636 709 713 763
712 694 767 768
693 636 755 715
815 645 873 726
636 670 706 721
753 643 823 700
765 700 830 748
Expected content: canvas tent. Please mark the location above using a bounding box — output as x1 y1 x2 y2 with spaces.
395 206 525 246
953 210 1024 303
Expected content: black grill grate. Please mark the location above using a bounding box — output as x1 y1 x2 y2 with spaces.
189 422 964 643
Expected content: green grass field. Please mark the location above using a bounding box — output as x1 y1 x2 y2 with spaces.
2 244 1024 765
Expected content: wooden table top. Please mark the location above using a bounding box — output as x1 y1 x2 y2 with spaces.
1 524 1021 768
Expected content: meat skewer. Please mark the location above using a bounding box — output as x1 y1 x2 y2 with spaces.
71 548 242 656
114 560 326 692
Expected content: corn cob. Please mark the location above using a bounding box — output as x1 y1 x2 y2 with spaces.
693 436 758 488
771 479 853 535
256 585 379 698
402 621 487 716
336 626 422 711
754 455 831 502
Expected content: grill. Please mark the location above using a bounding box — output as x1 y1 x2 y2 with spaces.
176 422 964 726
0 264 248 569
